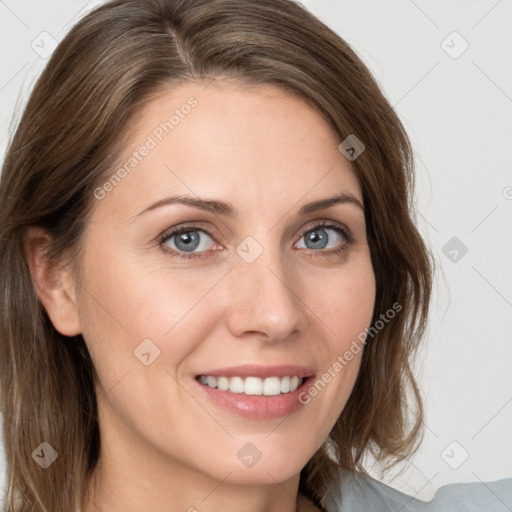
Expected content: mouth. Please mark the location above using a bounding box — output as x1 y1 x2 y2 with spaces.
196 374 305 396
194 364 315 419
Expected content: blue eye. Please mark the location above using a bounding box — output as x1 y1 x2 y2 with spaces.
159 221 352 260
160 225 217 259
296 224 348 251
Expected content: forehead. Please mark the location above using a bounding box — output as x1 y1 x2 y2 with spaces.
95 80 363 218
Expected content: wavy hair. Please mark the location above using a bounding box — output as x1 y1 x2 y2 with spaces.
0 0 434 510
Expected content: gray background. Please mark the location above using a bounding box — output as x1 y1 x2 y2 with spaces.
0 0 511 502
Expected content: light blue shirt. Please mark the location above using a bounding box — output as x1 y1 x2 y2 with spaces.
320 468 512 511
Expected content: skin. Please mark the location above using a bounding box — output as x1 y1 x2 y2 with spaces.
27 80 376 512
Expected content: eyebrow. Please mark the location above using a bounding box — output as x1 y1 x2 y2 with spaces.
131 191 364 220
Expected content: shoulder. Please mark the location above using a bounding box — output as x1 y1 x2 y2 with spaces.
320 467 512 512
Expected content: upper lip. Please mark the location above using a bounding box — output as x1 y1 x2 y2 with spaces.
196 364 315 379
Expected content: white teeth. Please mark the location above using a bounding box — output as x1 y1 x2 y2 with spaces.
217 376 230 391
263 377 281 396
198 375 305 395
229 376 245 393
244 376 263 395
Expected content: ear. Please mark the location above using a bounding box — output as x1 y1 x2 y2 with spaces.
24 227 82 336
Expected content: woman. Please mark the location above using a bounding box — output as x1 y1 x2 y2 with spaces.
0 0 510 511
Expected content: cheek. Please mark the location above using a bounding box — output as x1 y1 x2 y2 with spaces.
296 259 375 417
307 259 376 350
76 250 230 373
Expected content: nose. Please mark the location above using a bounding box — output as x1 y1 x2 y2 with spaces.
225 245 304 342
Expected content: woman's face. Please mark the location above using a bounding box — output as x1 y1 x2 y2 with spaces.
72 80 375 487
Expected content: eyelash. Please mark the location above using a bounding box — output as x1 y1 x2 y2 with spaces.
158 220 354 261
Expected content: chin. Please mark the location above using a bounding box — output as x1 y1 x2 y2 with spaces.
196 440 315 486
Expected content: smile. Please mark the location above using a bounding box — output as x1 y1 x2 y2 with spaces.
198 375 304 396
194 365 315 419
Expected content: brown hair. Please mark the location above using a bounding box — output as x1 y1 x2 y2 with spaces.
0 0 434 510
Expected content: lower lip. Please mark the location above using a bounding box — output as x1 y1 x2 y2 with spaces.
195 376 314 419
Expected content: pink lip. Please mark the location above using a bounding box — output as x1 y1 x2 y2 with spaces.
195 364 314 379
194 365 316 419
